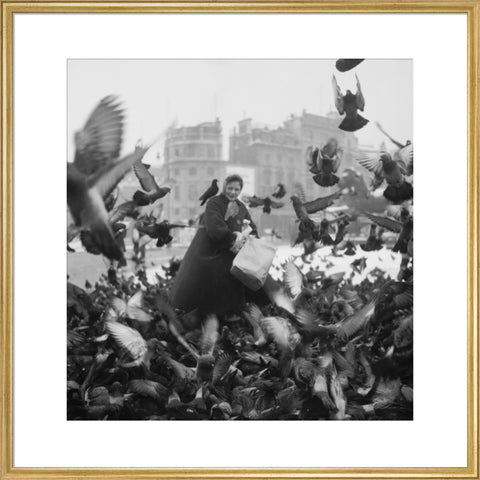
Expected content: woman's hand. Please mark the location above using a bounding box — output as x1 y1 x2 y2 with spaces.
230 231 246 254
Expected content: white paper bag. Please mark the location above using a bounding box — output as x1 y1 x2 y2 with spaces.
230 237 276 291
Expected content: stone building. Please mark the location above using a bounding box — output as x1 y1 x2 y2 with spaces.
159 119 227 222
229 111 360 238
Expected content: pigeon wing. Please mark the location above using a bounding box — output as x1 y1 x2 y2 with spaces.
92 147 148 200
110 297 127 317
128 379 168 402
133 161 159 192
212 352 232 385
74 96 124 176
395 143 413 167
357 153 384 176
355 74 366 111
105 321 147 362
108 200 137 223
303 191 342 214
126 290 152 323
284 260 303 299
332 75 344 114
364 212 403 233
305 146 315 168
375 122 405 149
243 303 266 345
333 300 375 340
260 316 290 351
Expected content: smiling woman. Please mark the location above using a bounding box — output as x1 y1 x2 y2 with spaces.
169 174 260 317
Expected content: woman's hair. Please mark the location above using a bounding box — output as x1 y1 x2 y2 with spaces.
224 174 244 189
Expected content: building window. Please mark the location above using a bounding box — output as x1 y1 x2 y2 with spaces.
174 148 180 156
174 186 180 201
265 153 271 163
188 184 197 201
174 168 179 177
189 167 197 176
174 208 180 216
207 146 214 158
189 208 197 217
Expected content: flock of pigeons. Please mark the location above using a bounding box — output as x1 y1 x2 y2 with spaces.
67 58 413 420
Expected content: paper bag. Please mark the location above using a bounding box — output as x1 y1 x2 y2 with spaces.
230 237 276 291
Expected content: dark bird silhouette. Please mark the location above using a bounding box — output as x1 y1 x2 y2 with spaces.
272 183 287 199
317 219 334 246
392 217 413 254
333 216 350 245
132 160 171 205
357 151 413 203
335 59 365 72
136 219 191 247
333 74 369 132
199 179 219 206
343 240 357 256
291 195 316 244
361 224 384 252
242 195 284 214
67 96 148 261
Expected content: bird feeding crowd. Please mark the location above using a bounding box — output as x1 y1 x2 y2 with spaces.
67 58 413 420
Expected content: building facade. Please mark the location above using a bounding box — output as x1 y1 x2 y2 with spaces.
229 111 360 238
159 119 227 222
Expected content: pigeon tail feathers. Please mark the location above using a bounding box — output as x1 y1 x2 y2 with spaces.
383 182 413 204
338 114 369 132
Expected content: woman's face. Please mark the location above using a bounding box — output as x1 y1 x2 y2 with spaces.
225 181 242 201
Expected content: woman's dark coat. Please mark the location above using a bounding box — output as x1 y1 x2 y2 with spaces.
169 194 258 316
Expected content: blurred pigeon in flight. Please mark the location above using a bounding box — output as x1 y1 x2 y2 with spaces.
67 96 148 261
242 195 284 214
133 160 171 205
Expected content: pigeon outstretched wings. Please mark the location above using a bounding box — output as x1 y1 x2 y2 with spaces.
74 96 124 176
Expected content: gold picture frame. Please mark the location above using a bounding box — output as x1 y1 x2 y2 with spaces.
1 1 478 479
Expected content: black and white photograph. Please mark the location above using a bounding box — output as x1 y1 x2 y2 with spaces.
67 58 413 421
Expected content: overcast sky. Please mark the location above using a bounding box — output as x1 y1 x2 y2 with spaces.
68 59 412 165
